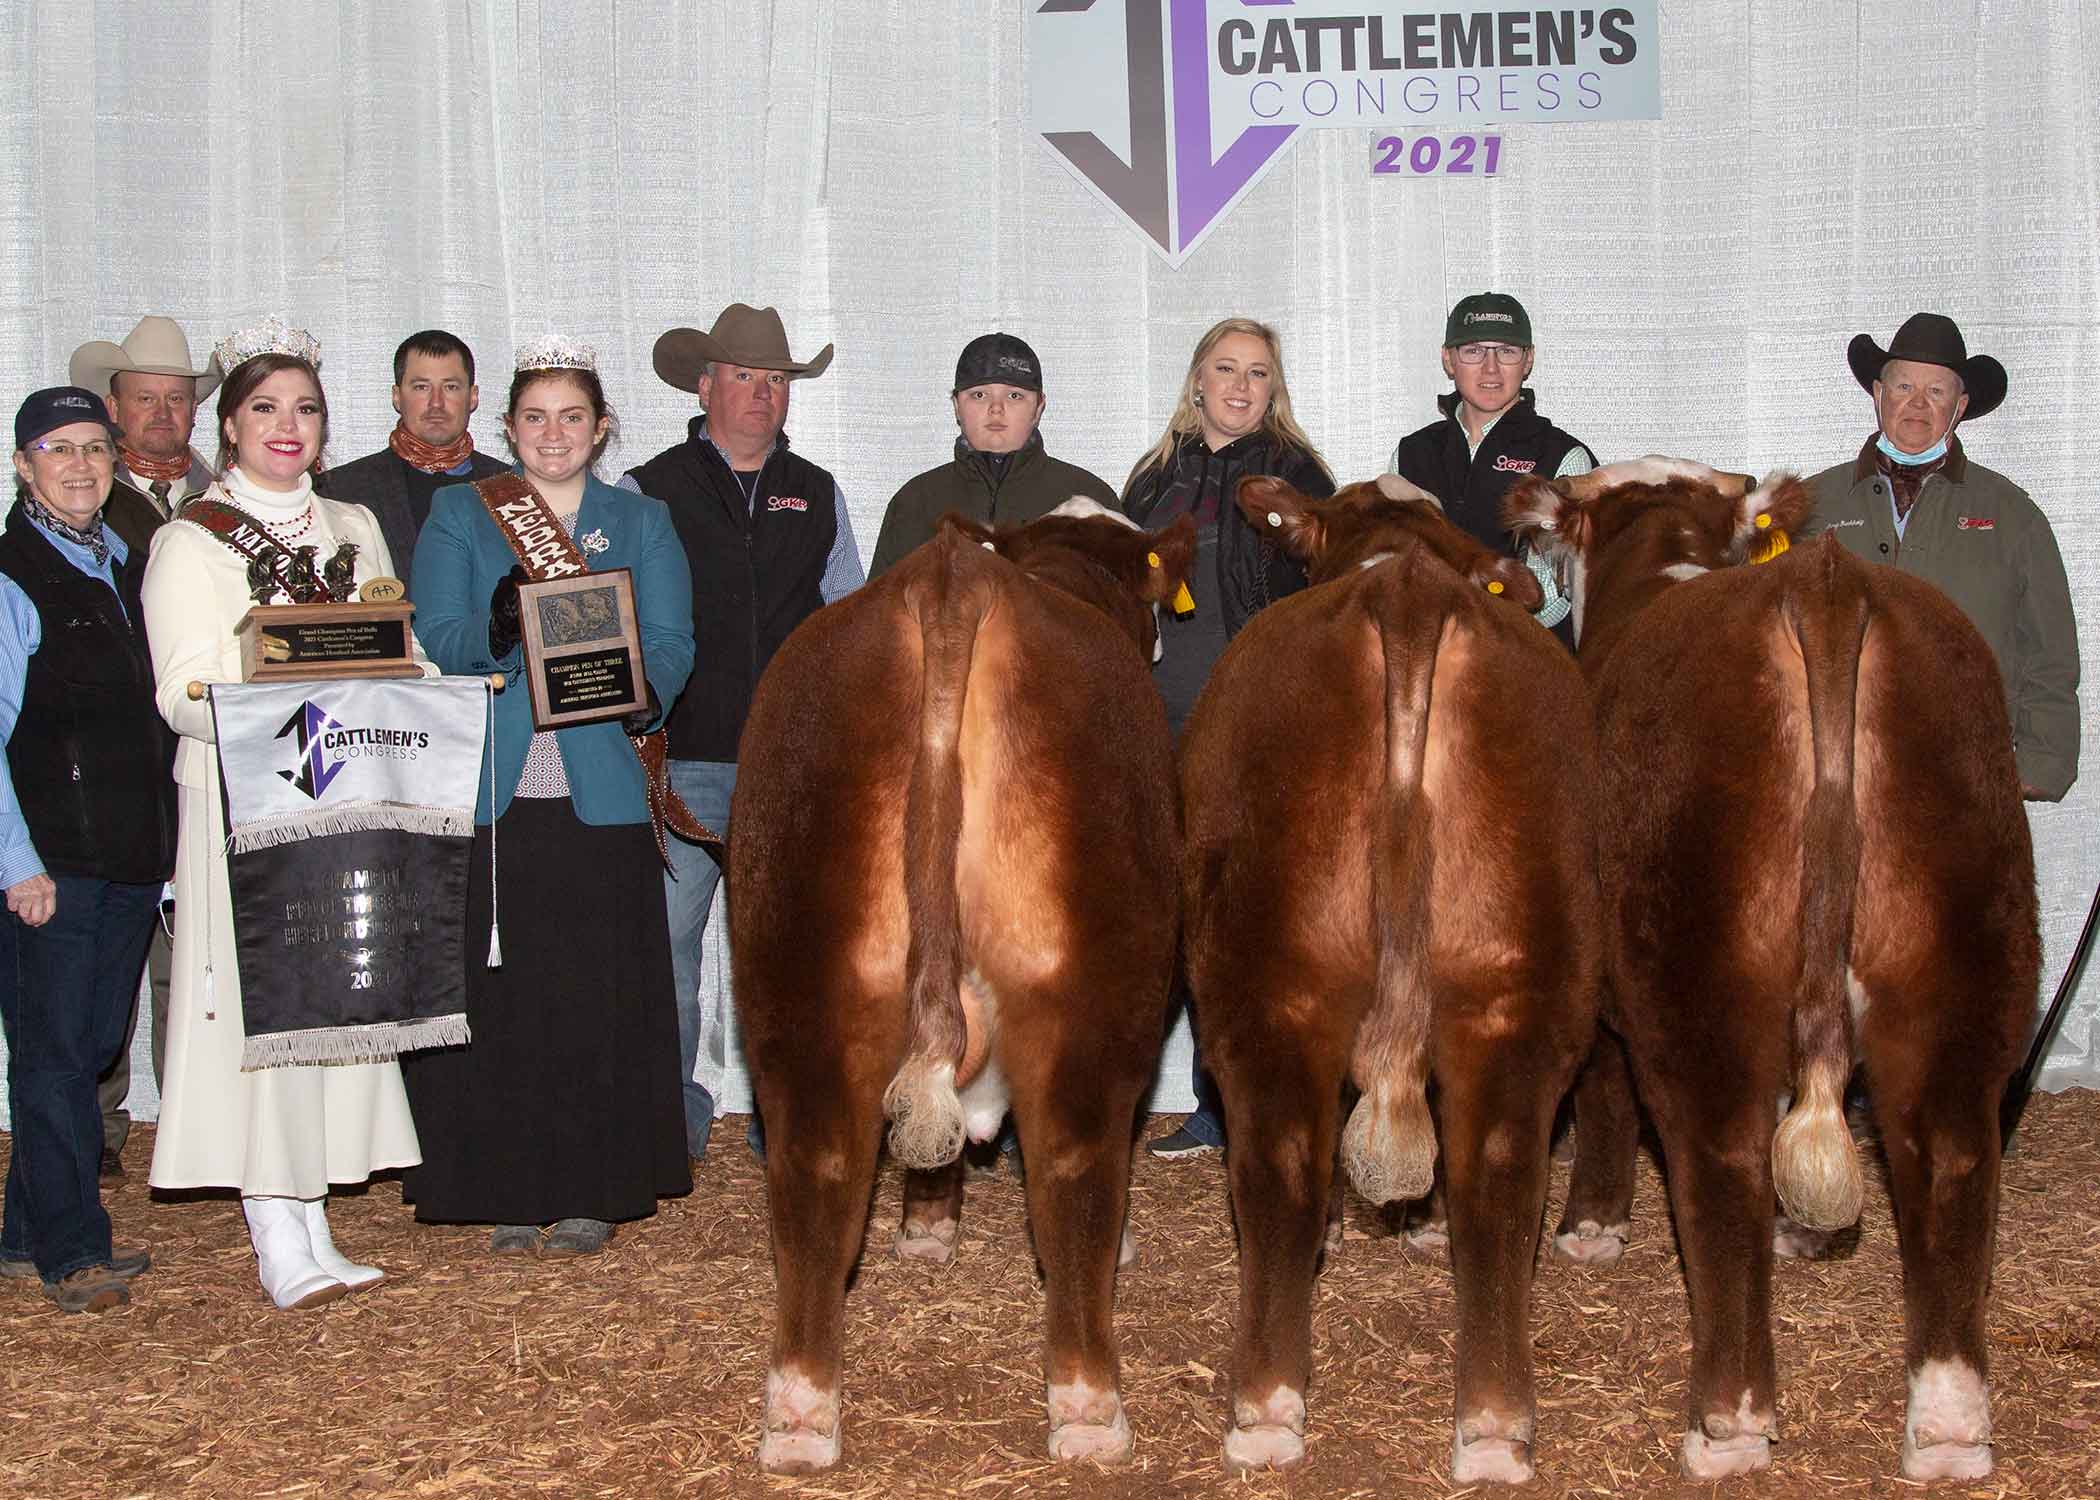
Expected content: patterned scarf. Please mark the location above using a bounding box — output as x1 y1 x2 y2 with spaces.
1871 439 1951 524
118 445 193 485
389 421 475 474
21 491 111 564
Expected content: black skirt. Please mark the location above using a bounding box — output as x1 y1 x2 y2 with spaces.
400 797 691 1224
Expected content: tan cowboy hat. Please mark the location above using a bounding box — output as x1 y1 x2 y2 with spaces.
68 315 223 401
652 303 834 392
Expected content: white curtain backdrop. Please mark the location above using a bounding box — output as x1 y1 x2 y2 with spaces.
1 1 2094 1126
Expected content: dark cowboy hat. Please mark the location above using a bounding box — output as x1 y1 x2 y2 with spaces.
652 303 834 392
1846 312 2005 420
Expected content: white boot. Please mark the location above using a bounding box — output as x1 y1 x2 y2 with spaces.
300 1198 384 1289
242 1196 348 1310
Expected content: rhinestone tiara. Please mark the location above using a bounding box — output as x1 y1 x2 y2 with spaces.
514 335 598 374
213 315 322 374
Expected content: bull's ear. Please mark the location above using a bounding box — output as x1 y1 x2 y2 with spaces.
1739 472 1813 544
1139 514 1197 606
1473 553 1544 611
1374 471 1444 509
938 512 998 550
1236 474 1322 560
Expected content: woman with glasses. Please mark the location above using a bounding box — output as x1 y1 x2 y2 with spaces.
1388 293 1594 646
1121 317 1334 1162
0 389 176 1312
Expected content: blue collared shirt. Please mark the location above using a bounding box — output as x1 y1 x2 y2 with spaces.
0 514 131 889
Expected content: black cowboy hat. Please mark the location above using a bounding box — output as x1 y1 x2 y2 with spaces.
1846 312 2005 420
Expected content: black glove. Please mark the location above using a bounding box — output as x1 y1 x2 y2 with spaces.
488 564 528 659
620 682 663 737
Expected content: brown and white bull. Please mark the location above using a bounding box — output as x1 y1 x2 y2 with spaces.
1181 473 1600 1483
1503 459 2038 1482
728 500 1196 1473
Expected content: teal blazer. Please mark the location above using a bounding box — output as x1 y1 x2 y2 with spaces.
413 469 695 825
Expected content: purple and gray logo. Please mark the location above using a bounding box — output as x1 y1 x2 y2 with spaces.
276 700 348 800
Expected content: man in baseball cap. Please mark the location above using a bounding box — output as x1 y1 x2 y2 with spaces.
1804 312 2078 799
868 332 1117 578
1387 293 1595 647
617 304 863 1160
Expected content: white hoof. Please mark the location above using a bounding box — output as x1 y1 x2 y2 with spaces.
761 1368 840 1474
1404 1220 1450 1256
1903 1359 1992 1480
1680 1428 1771 1479
1453 1434 1535 1484
894 1219 959 1266
1046 1380 1130 1464
1772 1215 1835 1260
1552 1219 1628 1265
1224 1423 1306 1470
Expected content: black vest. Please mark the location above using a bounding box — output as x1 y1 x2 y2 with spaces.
0 510 177 883
1391 390 1593 649
625 420 839 761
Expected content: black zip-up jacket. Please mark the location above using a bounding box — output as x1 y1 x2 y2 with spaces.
624 419 840 762
1121 430 1332 638
1389 389 1593 555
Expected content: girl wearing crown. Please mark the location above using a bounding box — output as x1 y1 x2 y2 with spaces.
399 338 694 1256
140 319 425 1310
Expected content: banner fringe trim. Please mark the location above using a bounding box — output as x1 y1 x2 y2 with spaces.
238 1013 471 1071
227 802 475 853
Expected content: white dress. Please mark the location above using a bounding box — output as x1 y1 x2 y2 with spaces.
141 469 424 1196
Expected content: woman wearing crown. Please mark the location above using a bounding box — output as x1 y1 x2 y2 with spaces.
399 338 694 1256
140 319 424 1310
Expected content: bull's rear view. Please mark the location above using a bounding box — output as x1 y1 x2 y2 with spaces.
729 501 1194 1473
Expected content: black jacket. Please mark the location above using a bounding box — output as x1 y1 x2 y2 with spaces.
624 420 840 762
317 446 512 592
1389 390 1593 555
0 510 176 883
1122 430 1333 638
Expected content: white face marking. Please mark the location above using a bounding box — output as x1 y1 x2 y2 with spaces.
1660 562 1709 581
1049 495 1138 529
1737 471 1796 543
1357 551 1395 570
1568 551 1588 645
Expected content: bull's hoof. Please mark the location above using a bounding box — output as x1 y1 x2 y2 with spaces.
1453 1434 1535 1485
758 1427 840 1474
1552 1219 1628 1265
1680 1428 1771 1479
894 1220 959 1266
1224 1423 1306 1471
1047 1410 1133 1465
1117 1224 1138 1268
1901 1435 1993 1481
1903 1360 1992 1480
762 1369 840 1473
1772 1215 1835 1260
1404 1220 1450 1257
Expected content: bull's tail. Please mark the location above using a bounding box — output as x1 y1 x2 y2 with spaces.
1341 556 1444 1206
1770 537 1871 1231
881 544 986 1169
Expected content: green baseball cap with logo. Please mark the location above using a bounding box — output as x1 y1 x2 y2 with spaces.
1444 293 1533 348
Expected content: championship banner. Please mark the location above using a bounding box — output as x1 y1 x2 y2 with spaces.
210 677 489 1070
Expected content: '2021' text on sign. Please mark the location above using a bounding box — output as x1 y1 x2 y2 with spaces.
1371 133 1503 175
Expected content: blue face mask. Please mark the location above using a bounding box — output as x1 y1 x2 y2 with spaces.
1876 430 1950 466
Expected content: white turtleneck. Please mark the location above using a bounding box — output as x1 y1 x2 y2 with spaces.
220 463 316 521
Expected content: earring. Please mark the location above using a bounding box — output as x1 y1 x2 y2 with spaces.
1192 392 1205 408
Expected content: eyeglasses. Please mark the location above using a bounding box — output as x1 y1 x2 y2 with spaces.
1453 343 1528 366
29 439 116 463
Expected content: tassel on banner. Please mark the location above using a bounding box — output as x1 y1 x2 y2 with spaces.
486 920 503 969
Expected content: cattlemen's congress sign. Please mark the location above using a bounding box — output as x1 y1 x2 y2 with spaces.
1030 0 1659 264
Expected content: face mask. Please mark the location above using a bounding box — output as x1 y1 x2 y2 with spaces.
1876 430 1950 467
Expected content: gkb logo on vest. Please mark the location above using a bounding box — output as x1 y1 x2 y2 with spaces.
1029 2 1660 266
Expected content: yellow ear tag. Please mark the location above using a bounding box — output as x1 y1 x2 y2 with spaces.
1755 512 1772 529
1487 580 1505 595
1749 527 1791 565
1147 551 1161 568
1171 581 1196 617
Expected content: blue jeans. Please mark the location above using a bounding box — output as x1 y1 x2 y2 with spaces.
1181 989 1227 1149
0 877 160 1282
664 758 736 1157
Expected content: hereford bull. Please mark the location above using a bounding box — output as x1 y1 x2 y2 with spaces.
728 500 1196 1473
1503 459 2038 1481
1181 473 1599 1483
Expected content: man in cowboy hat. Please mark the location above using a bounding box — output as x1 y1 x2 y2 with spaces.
64 315 217 1175
1805 312 2079 800
619 303 864 1158
67 316 220 555
315 330 509 588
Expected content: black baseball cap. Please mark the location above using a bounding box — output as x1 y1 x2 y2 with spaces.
15 386 119 452
1443 294 1533 348
953 333 1042 394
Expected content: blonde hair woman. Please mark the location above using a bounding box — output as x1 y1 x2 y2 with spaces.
1122 316 1333 1160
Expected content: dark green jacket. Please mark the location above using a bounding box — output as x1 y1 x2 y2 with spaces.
869 434 1117 578
1804 436 2080 800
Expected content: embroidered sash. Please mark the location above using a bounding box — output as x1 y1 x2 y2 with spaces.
179 498 342 603
471 474 724 865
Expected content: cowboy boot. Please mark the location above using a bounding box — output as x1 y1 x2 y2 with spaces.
300 1198 385 1289
242 1197 348 1310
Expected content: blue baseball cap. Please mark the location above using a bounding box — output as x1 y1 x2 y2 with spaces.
15 386 119 452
